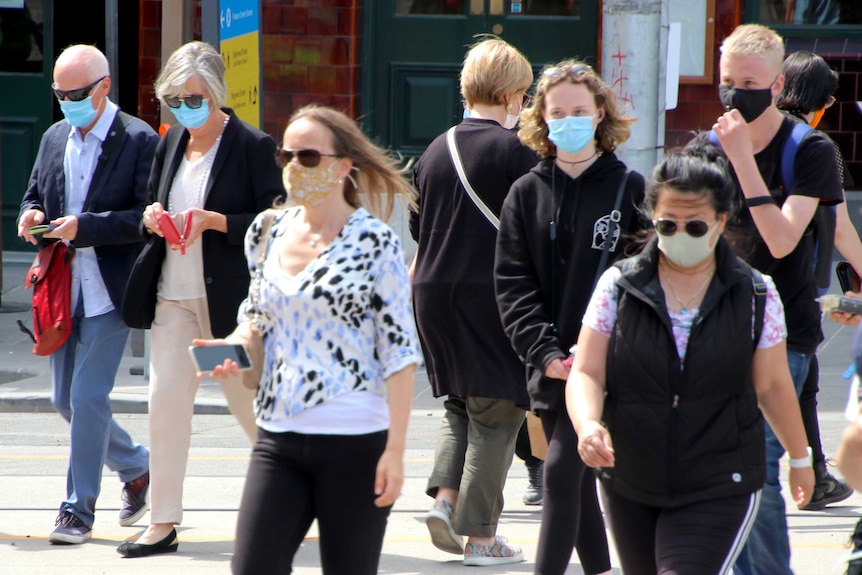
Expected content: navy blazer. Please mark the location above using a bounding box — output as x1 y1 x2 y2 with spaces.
131 109 284 338
19 109 159 309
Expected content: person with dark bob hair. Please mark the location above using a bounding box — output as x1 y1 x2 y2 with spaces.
774 50 862 515
566 142 814 574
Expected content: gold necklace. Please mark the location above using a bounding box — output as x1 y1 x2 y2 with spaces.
661 266 714 314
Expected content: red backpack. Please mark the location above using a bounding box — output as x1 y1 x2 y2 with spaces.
17 242 75 356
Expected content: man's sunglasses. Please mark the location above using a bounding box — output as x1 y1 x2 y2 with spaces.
164 94 205 109
653 218 711 238
52 76 106 102
274 148 340 169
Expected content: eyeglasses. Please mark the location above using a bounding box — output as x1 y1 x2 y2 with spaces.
52 76 106 102
543 64 592 82
653 218 711 238
274 148 341 169
164 94 205 109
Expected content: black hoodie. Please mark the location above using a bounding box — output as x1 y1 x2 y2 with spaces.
495 154 646 411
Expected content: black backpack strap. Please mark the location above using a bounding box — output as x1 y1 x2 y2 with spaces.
752 268 767 351
81 111 130 213
593 169 631 293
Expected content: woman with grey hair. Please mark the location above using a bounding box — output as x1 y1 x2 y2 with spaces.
117 40 284 557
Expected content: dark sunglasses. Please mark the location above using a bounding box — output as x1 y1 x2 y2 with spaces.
274 148 341 169
52 76 106 102
164 94 205 109
653 218 711 238
543 64 592 82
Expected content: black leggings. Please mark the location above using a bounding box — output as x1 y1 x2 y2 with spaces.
535 409 611 575
601 487 760 575
232 428 391 575
800 355 827 466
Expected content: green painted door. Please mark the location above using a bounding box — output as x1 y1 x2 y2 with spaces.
0 0 52 251
365 0 598 158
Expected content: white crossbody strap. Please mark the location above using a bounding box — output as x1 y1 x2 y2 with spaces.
446 126 500 230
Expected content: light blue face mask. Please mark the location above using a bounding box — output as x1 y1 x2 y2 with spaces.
171 99 211 129
463 107 471 120
59 97 98 128
547 115 597 154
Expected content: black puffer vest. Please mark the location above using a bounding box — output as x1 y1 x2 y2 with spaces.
599 236 766 507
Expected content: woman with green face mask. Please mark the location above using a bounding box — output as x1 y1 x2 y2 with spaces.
566 143 814 574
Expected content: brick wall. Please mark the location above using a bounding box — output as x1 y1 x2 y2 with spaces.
139 0 163 129
260 0 363 141
137 0 363 140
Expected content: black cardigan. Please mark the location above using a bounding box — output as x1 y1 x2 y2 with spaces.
122 109 284 337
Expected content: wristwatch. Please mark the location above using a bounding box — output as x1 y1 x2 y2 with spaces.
788 446 813 469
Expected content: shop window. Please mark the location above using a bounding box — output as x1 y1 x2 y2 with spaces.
757 0 861 25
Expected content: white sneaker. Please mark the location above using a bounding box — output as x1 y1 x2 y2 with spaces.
463 535 524 566
425 500 464 554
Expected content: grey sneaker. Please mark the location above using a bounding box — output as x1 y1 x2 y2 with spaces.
425 499 464 555
49 510 92 545
464 535 524 566
523 460 543 506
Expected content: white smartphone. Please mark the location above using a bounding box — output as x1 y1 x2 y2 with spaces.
188 344 253 373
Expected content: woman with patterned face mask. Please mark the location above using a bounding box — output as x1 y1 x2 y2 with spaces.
566 144 814 574
196 104 420 574
493 59 644 575
118 40 284 557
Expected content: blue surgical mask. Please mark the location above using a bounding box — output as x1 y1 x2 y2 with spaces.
547 115 597 154
59 97 98 128
463 107 471 120
171 99 211 129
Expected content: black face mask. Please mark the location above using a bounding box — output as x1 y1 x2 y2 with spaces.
719 84 774 123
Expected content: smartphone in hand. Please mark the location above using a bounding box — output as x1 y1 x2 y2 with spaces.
188 344 253 373
29 224 58 235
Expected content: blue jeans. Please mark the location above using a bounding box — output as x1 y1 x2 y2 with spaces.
734 350 811 575
50 303 149 527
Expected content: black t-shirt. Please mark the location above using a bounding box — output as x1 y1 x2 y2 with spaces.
728 117 843 353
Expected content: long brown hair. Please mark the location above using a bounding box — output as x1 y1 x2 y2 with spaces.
283 105 416 220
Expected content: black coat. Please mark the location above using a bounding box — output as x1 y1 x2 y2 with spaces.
495 155 645 412
602 237 766 507
410 119 538 404
122 109 284 337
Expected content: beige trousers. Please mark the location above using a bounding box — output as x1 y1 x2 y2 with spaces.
148 296 257 524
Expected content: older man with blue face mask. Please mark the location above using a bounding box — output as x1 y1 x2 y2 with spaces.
17 44 158 544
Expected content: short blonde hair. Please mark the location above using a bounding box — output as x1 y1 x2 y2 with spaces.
281 105 416 220
460 36 532 107
720 24 785 75
518 60 634 158
155 41 227 108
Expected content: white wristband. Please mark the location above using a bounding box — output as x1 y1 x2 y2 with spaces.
788 446 813 469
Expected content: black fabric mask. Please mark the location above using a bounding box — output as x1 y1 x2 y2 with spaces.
719 84 774 123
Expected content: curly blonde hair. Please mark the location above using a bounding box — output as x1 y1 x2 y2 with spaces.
518 60 635 159
280 105 416 220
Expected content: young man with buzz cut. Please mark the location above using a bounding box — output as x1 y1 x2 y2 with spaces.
711 23 843 574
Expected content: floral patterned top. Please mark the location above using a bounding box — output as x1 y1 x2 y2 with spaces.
240 207 420 425
582 267 787 363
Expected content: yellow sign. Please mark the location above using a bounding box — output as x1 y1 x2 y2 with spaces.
221 32 260 127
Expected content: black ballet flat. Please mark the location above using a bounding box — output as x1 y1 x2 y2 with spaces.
117 528 178 558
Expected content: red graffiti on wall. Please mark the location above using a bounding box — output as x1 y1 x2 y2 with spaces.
610 48 635 111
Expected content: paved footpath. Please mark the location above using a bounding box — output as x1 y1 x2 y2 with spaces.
1 251 861 574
